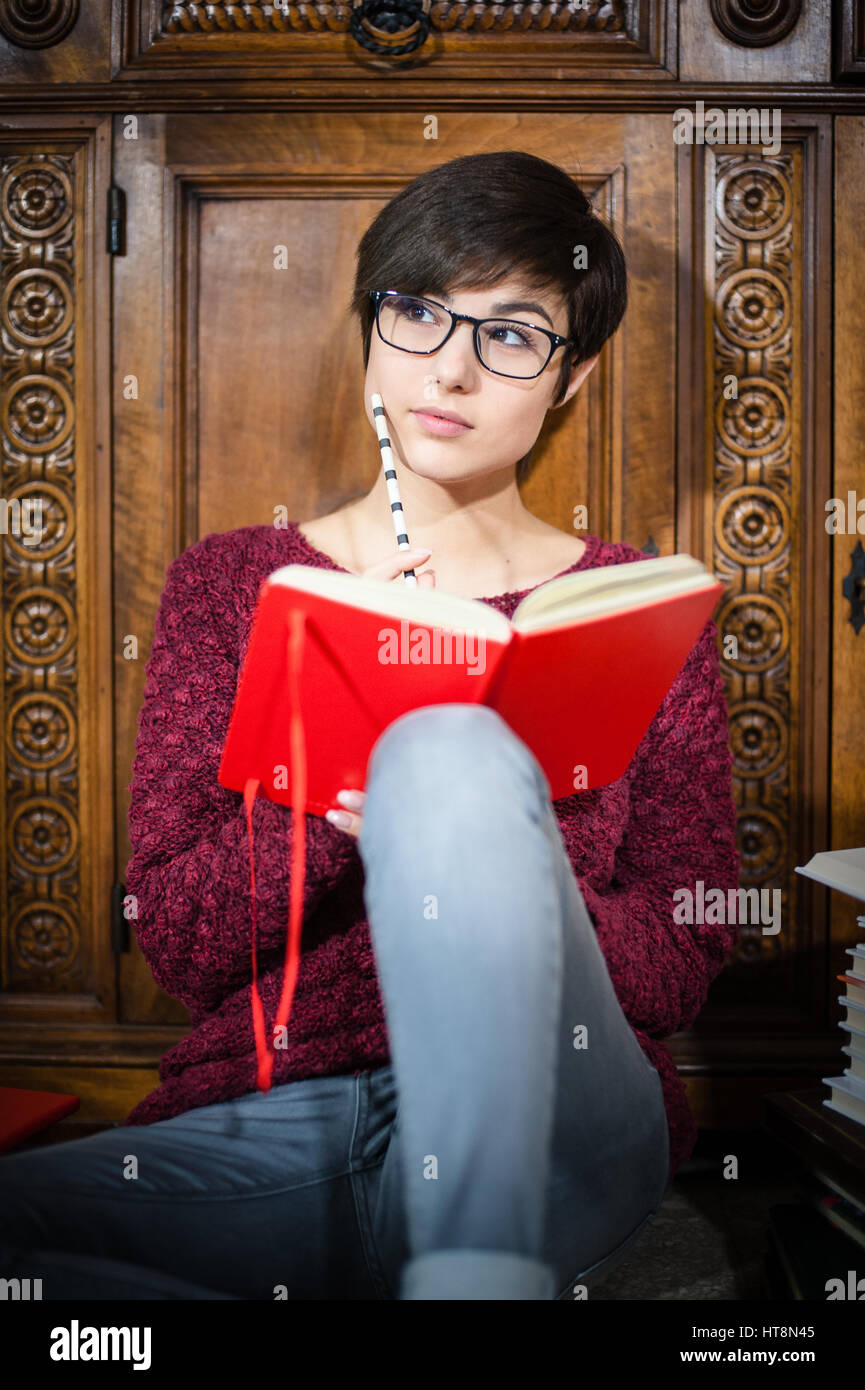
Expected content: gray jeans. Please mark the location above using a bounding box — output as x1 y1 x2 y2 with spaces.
0 703 669 1300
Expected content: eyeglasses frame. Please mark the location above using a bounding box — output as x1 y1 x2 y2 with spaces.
369 288 574 380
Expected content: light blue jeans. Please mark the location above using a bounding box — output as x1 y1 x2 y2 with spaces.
0 704 669 1300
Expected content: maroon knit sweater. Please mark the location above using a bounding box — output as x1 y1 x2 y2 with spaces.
121 520 741 1184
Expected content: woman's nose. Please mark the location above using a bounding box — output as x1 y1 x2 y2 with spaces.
433 318 480 378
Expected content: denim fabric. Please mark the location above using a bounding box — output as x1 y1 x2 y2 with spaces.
0 704 669 1300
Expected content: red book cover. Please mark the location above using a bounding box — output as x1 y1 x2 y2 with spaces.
0 1086 80 1155
218 558 724 816
838 973 865 1003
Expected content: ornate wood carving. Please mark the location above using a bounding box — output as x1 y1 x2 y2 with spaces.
139 0 675 75
123 2 676 87
709 0 802 48
707 151 797 966
159 0 632 38
0 0 80 48
0 153 82 986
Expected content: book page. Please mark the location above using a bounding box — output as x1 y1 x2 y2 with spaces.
511 555 716 633
267 564 513 642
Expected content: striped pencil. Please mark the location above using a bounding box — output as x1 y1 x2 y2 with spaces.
371 393 418 588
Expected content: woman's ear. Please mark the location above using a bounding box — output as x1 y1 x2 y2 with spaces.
554 351 601 410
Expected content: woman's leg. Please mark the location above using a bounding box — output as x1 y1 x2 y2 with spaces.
356 702 669 1301
0 1072 394 1299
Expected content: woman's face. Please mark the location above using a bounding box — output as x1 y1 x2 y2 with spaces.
364 280 597 485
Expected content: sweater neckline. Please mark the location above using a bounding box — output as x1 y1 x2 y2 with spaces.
290 519 602 603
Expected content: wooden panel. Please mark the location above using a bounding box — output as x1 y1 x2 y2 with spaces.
0 119 114 1034
673 120 834 1067
112 114 188 1027
680 0 830 84
835 0 865 79
0 3 111 85
159 112 676 551
830 118 865 1005
684 1074 830 1131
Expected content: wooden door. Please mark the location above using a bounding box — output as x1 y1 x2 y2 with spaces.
111 110 675 1038
109 108 839 1129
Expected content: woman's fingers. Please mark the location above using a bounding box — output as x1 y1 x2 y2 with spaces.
360 547 433 583
337 789 365 812
326 788 365 837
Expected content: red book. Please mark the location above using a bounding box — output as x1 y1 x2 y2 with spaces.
838 973 865 1006
217 552 723 1094
218 552 724 815
0 1086 80 1155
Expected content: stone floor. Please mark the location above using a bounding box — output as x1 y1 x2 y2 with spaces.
587 1128 805 1299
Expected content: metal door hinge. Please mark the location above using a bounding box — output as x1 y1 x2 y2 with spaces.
843 540 865 635
107 185 126 256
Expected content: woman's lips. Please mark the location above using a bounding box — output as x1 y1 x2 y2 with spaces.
412 409 472 437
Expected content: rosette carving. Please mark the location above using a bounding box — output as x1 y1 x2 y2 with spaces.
1 153 81 981
710 153 797 964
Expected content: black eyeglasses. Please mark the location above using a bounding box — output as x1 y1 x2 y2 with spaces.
369 289 573 380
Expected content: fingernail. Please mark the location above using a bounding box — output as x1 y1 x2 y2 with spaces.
337 789 363 810
326 809 351 828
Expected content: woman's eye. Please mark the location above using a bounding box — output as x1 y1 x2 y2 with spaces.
396 297 433 322
487 323 532 347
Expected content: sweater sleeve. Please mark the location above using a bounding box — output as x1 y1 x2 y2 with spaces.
576 616 740 1039
124 534 359 1014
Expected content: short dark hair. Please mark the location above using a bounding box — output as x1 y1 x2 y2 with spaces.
348 150 628 485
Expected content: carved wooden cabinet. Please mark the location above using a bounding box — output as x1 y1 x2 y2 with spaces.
0 0 862 1135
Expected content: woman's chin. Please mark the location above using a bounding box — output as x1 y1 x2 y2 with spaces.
404 459 482 485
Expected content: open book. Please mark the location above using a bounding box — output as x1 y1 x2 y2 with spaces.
218 551 724 1092
218 552 723 816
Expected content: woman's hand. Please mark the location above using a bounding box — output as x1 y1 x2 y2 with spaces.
325 545 434 837
359 544 436 588
326 788 365 836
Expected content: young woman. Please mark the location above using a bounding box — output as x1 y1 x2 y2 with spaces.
0 151 740 1301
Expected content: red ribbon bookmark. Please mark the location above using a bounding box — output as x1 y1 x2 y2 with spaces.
243 607 308 1092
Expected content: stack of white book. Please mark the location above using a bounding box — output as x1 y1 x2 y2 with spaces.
796 848 865 1127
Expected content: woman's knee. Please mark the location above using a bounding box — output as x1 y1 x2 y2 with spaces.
365 703 549 807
